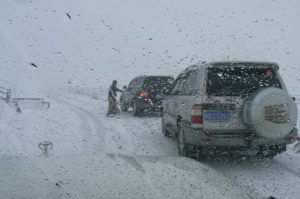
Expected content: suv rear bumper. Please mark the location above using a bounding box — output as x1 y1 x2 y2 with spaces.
136 99 163 112
184 126 297 147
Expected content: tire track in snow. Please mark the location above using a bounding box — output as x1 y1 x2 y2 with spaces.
51 94 136 155
119 112 177 156
274 153 300 178
101 114 136 155
205 156 300 199
53 91 176 156
51 96 105 153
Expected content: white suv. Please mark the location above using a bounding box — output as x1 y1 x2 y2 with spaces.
162 61 298 158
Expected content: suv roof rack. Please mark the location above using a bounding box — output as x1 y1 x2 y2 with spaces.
207 61 279 70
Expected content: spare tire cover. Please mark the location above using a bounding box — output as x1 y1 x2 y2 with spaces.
243 88 297 139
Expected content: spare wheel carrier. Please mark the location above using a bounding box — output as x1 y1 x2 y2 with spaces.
243 88 297 140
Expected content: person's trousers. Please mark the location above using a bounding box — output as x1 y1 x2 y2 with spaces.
106 97 118 115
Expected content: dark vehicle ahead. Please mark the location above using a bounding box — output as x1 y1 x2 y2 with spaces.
120 76 174 116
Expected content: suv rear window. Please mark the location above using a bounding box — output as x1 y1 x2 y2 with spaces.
142 77 174 94
206 66 282 96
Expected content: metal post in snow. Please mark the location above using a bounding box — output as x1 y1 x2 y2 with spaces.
6 89 11 103
15 102 22 113
39 141 53 155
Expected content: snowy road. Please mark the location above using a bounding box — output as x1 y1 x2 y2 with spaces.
206 151 300 199
51 91 300 199
0 84 299 198
0 86 299 198
52 92 178 157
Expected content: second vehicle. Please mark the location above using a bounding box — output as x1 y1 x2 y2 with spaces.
120 76 174 116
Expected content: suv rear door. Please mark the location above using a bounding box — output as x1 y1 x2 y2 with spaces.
123 77 144 105
202 65 282 132
164 70 199 132
142 76 174 103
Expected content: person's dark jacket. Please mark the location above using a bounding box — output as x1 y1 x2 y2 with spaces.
108 84 122 101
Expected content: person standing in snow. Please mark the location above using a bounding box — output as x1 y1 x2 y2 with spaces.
106 80 123 116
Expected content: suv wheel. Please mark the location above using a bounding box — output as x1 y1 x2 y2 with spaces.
161 116 171 137
256 145 286 159
178 127 189 156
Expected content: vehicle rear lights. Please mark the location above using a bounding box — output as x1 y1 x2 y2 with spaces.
191 104 203 124
138 91 149 99
203 136 213 144
191 115 203 123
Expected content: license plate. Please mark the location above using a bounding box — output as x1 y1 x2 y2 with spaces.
204 111 232 121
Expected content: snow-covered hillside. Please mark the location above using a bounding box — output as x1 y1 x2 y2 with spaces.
0 0 300 198
1 0 300 95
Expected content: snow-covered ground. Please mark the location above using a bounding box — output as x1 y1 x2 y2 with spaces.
0 0 300 198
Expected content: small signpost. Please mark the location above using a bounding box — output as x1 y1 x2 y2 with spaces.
39 141 53 155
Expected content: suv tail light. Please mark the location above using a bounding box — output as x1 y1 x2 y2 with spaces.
138 91 149 99
191 104 203 124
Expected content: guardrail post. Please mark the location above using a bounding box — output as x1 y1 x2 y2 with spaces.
6 89 11 103
15 102 22 113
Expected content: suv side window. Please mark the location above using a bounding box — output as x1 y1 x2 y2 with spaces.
128 80 135 90
131 78 144 92
128 79 137 91
206 66 282 96
182 71 198 95
172 76 186 95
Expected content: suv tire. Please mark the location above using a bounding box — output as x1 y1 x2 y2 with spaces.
161 116 171 137
178 126 190 156
258 145 286 159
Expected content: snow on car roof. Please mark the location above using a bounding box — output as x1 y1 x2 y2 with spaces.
208 61 280 70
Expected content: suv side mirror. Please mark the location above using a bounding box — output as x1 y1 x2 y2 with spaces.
123 85 127 90
292 97 296 101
